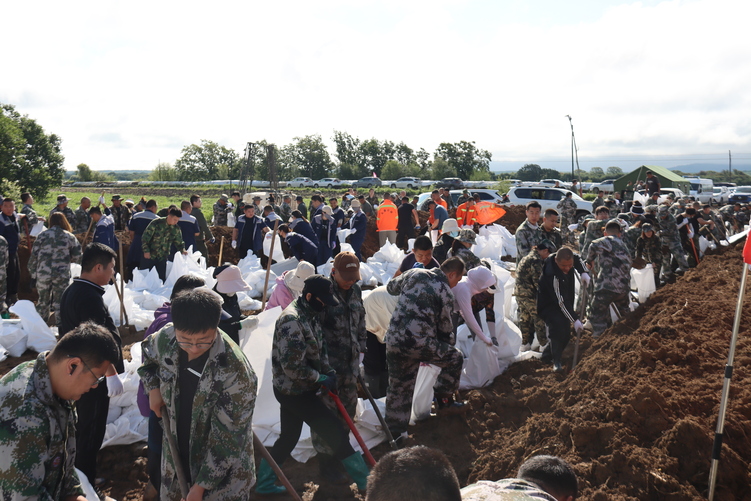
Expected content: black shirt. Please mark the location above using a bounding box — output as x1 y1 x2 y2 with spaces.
177 347 210 482
645 176 660 195
398 252 440 272
397 203 415 230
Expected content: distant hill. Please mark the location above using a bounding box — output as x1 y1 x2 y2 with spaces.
668 163 751 174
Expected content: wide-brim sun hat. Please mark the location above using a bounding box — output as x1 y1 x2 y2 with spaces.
214 265 252 294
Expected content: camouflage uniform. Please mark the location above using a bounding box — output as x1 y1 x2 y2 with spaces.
0 236 7 311
515 220 540 264
49 206 76 227
27 226 82 320
138 325 257 501
636 232 663 285
312 276 367 456
622 226 642 258
110 204 131 231
0 353 85 500
592 196 605 211
586 234 632 337
142 218 185 261
452 246 482 271
580 219 608 259
212 202 233 226
557 197 577 245
73 205 91 234
20 204 39 227
536 226 563 251
279 201 292 223
657 207 689 279
384 268 463 434
514 249 548 346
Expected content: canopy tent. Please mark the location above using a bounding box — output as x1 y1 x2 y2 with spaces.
613 165 690 195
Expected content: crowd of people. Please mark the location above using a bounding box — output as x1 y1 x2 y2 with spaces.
0 178 738 500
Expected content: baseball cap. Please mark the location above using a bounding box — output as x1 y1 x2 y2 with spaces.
56 195 68 204
350 200 361 208
322 206 332 215
302 275 339 306
220 194 229 201
642 223 654 232
334 252 361 281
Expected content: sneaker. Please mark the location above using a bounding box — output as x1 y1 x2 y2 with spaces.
519 343 531 352
583 320 593 331
553 362 564 373
436 396 469 415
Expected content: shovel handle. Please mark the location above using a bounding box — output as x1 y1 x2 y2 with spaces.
160 406 190 499
356 373 398 450
252 433 302 501
328 391 376 467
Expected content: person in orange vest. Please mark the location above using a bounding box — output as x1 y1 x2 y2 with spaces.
455 197 478 227
377 192 399 247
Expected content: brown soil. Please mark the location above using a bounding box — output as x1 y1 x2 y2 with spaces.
7 208 751 501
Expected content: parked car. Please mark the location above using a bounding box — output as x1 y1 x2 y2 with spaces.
289 177 315 188
507 186 592 222
538 179 571 189
636 188 687 204
389 177 422 190
353 176 383 189
314 178 342 188
729 186 751 205
713 186 729 205
416 188 505 210
686 177 714 204
435 178 464 190
590 179 616 194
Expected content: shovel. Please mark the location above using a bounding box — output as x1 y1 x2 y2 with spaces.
252 432 302 501
327 390 376 467
356 373 397 450
160 406 190 499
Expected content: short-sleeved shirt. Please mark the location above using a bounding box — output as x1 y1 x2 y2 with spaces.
398 252 440 272
397 203 415 229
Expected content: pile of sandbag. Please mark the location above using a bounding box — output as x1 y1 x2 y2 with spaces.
103 342 148 447
0 301 58 361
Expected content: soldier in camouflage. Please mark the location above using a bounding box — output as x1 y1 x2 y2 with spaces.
73 197 92 235
0 235 7 313
138 288 257 501
515 201 542 264
109 195 131 231
311 253 368 482
537 208 563 250
49 195 76 228
20 192 44 227
618 215 642 258
580 206 611 258
28 213 82 322
279 195 293 223
212 195 233 226
0 322 120 501
585 220 633 338
266 275 370 493
557 192 577 245
141 207 186 281
450 229 482 271
385 257 466 438
656 204 689 281
636 223 663 288
514 241 556 352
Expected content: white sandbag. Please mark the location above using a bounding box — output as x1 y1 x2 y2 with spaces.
359 263 379 288
409 363 441 425
370 241 405 264
237 293 262 311
140 291 169 311
106 405 123 424
631 264 656 303
263 232 285 263
76 468 99 501
9 300 56 352
317 259 334 278
460 338 502 390
101 408 148 448
0 323 28 358
0 341 8 363
69 263 81 282
456 324 474 359
30 221 45 237
337 228 355 244
227 211 236 228
496 318 522 361
699 235 709 254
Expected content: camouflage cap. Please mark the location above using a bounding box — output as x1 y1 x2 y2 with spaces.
642 223 654 232
645 205 659 212
537 239 557 252
111 194 122 201
457 229 477 245
56 195 68 204
220 194 229 201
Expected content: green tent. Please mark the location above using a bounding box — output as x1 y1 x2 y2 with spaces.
613 165 690 195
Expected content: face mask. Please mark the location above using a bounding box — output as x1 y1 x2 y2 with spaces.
449 231 459 238
306 295 326 312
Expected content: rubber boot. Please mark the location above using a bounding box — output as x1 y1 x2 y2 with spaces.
318 453 349 484
341 452 370 491
255 458 287 494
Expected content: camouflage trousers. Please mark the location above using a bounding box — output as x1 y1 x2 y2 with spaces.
560 215 576 246
590 290 630 338
516 297 547 346
311 371 357 455
660 236 689 279
36 274 69 322
385 341 463 434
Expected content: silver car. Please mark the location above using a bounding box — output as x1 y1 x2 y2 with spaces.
507 186 592 222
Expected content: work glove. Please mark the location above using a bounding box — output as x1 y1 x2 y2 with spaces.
209 237 216 244
231 240 237 249
359 352 365 364
240 315 259 330
574 320 584 334
99 196 106 204
106 374 124 397
491 337 499 347
320 373 338 393
350 229 357 235
581 273 591 286
415 225 421 230
568 223 579 231
477 332 493 346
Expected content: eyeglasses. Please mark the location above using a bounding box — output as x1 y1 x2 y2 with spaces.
70 356 106 387
175 331 216 350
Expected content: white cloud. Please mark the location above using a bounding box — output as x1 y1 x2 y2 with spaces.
1 0 750 171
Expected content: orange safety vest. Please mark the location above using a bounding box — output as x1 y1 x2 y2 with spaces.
456 202 477 226
377 200 399 231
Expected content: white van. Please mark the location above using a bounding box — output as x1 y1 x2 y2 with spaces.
687 178 714 204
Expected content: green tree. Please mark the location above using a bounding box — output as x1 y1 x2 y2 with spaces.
75 163 113 182
332 130 363 168
284 135 333 180
431 157 456 179
150 162 177 181
381 160 405 180
435 141 491 180
589 167 604 180
469 169 492 181
540 168 563 179
174 140 240 181
516 164 543 181
606 166 623 177
0 103 65 198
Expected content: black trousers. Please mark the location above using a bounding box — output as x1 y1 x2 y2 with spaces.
139 257 167 282
75 382 110 483
7 253 20 296
541 317 571 366
270 389 355 464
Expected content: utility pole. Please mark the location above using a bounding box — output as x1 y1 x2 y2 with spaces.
566 115 580 188
729 150 732 182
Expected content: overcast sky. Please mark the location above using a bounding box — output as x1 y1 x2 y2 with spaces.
3 0 750 173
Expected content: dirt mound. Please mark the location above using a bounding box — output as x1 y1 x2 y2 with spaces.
496 204 527 234
464 244 751 500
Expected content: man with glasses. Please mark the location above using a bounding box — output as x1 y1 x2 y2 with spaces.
0 322 120 500
139 288 258 501
59 243 125 499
